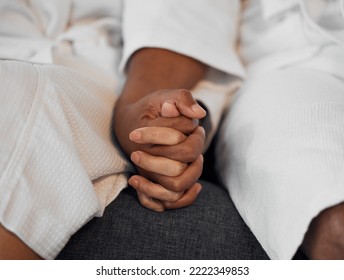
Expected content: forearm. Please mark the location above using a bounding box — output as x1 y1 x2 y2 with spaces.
116 48 207 107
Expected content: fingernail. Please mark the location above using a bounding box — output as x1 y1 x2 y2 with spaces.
191 104 200 112
162 101 175 109
129 130 142 142
191 103 206 115
130 152 140 164
162 101 180 117
128 177 139 187
200 154 204 163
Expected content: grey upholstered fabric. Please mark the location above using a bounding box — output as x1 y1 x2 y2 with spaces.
57 180 268 260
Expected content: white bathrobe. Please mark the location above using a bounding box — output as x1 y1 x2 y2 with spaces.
217 0 344 259
0 0 243 259
2 0 343 260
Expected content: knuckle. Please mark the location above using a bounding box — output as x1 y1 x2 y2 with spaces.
177 89 191 100
141 104 159 119
169 117 198 135
165 192 183 202
166 178 187 192
174 192 184 201
180 143 198 162
181 119 198 134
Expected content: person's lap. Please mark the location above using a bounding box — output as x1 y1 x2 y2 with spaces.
216 63 344 259
0 59 130 259
57 180 268 260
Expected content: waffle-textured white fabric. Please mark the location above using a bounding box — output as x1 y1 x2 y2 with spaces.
217 0 344 259
0 0 243 259
0 60 131 259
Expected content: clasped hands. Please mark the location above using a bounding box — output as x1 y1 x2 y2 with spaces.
114 89 206 212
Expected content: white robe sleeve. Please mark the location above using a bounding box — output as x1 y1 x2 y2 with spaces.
120 0 245 148
120 0 244 77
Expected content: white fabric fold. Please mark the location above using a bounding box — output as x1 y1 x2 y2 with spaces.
120 0 245 78
0 60 131 259
218 0 344 259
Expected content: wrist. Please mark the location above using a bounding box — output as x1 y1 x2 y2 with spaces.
120 48 207 105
